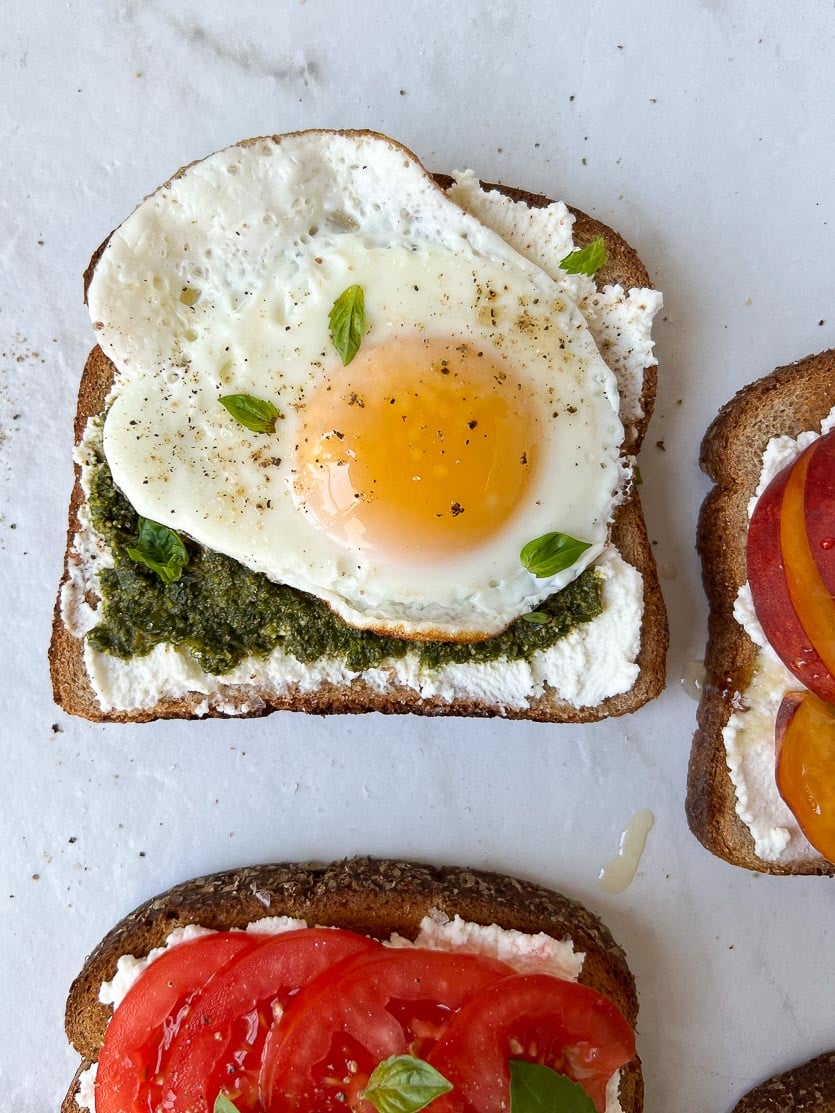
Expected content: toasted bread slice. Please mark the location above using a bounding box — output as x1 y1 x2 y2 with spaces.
50 147 667 723
63 857 642 1113
731 1050 835 1112
686 350 835 874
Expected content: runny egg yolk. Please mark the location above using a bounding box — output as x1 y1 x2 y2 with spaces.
293 338 539 561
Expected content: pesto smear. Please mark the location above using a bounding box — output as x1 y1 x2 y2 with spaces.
86 458 603 676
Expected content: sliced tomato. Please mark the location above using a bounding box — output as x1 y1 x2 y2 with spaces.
426 974 635 1113
95 932 263 1113
158 928 380 1112
260 949 514 1113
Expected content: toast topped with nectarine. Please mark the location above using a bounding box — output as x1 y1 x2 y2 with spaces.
686 349 835 874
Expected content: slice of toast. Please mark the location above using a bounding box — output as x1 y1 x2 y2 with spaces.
686 350 835 874
62 857 642 1113
731 1050 835 1112
50 153 667 723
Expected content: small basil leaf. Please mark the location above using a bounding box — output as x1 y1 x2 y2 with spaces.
633 465 643 486
329 284 366 365
521 611 549 625
126 517 189 584
214 1096 241 1113
559 235 608 277
520 532 592 578
219 393 281 434
509 1060 596 1113
360 1055 453 1113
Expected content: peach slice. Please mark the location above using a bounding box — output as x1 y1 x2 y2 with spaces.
747 441 835 701
804 428 835 595
781 443 835 676
775 691 835 862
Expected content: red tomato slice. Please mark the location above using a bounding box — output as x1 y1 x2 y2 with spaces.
159 928 380 1112
260 949 514 1113
426 974 636 1113
95 932 263 1113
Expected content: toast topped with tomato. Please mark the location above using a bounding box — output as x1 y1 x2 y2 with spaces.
63 858 642 1113
686 349 835 874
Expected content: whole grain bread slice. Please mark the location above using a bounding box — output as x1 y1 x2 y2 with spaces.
686 349 835 874
731 1050 835 1112
49 155 667 723
63 857 642 1113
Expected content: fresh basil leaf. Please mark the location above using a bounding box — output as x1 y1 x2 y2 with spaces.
219 393 281 434
520 532 592 578
214 1096 241 1113
633 465 643 486
509 1060 596 1113
521 611 549 625
126 517 189 584
559 235 607 277
360 1055 452 1113
329 284 366 365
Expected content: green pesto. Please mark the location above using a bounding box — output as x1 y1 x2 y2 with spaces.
86 460 603 676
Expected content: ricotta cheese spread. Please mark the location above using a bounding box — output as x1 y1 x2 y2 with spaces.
723 406 835 861
71 539 642 715
77 911 624 1113
62 177 658 716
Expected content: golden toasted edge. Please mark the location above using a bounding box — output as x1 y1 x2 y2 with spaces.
52 147 666 724
64 858 642 1113
686 349 835 874
731 1050 835 1112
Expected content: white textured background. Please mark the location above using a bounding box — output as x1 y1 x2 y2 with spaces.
2 3 835 1111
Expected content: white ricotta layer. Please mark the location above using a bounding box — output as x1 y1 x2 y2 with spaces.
724 406 835 861
447 170 662 438
389 909 583 982
63 177 653 716
76 1064 97 1112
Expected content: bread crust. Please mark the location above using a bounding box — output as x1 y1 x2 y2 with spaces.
731 1050 835 1112
686 349 835 874
62 857 642 1113
51 139 667 724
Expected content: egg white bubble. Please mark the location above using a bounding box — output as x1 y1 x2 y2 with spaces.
92 132 624 639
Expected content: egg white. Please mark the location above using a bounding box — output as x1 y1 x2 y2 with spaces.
90 132 624 639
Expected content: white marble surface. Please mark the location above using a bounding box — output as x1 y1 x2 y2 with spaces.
3 2 835 1111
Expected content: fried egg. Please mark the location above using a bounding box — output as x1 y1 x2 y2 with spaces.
88 131 624 640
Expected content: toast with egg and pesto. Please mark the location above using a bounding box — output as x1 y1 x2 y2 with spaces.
730 1050 835 1112
686 350 835 874
63 857 642 1113
51 129 667 723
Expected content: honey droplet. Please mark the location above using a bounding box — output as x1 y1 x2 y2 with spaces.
681 659 706 701
599 810 655 894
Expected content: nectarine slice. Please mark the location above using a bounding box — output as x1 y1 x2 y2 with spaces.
804 428 835 595
781 444 835 677
775 691 835 862
747 442 835 701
